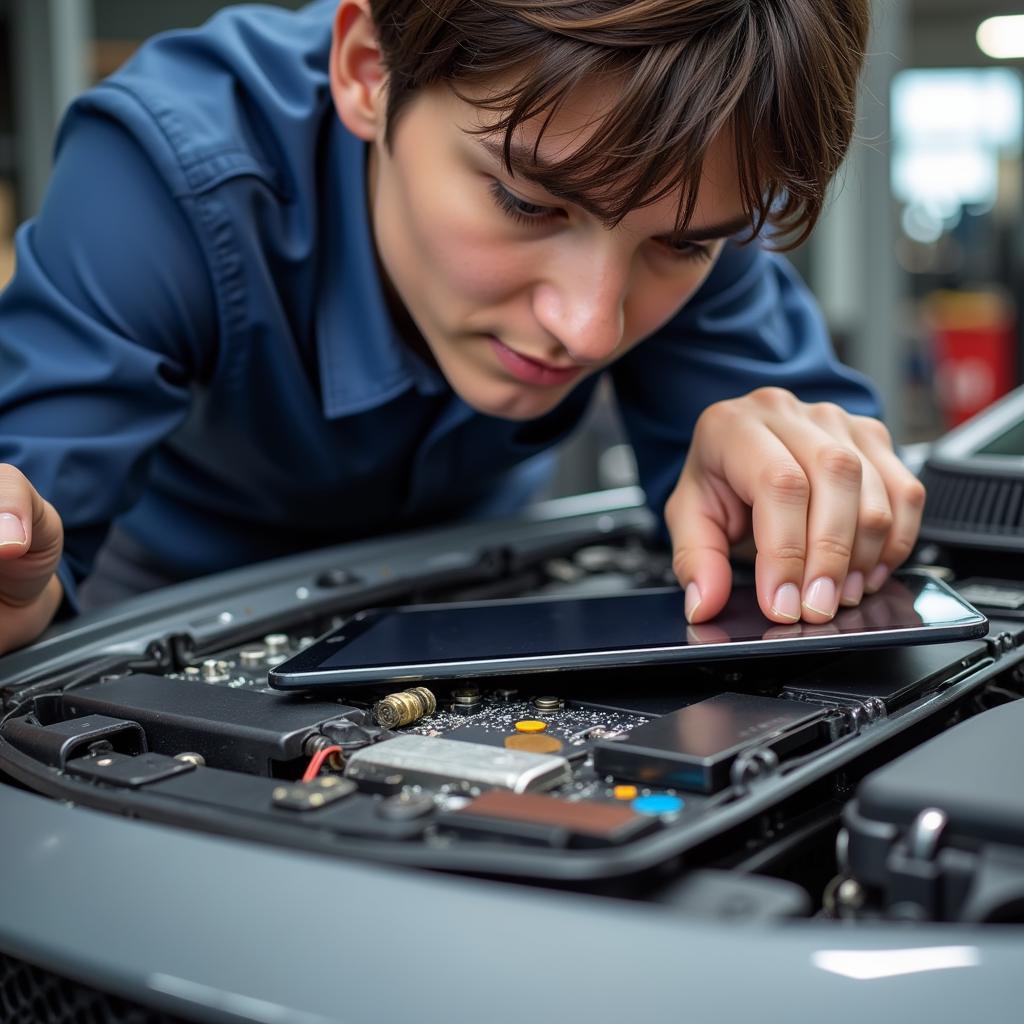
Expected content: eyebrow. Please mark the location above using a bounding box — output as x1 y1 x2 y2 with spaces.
479 138 752 240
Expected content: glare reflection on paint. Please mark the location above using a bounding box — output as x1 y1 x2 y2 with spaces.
812 946 981 980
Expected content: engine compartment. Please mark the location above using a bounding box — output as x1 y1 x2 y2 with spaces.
3 495 1024 928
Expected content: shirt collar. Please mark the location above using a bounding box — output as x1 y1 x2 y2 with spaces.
315 118 448 419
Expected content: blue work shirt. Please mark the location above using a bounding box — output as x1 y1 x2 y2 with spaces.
0 0 879 611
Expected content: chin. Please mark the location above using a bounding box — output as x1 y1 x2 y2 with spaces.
460 381 566 421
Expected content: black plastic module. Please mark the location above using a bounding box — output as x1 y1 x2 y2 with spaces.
61 674 361 775
593 692 826 794
783 639 989 709
844 698 1024 922
1 714 146 768
66 751 195 788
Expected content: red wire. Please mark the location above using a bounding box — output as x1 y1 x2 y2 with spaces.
301 744 343 783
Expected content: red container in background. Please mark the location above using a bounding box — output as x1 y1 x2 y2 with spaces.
926 290 1017 427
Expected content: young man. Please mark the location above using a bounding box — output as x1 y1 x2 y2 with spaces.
0 0 924 655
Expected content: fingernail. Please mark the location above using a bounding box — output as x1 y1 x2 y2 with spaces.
839 570 865 607
684 582 702 623
770 582 801 621
0 513 26 547
865 564 890 593
803 577 838 617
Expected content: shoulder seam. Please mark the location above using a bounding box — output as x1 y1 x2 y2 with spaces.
94 81 289 199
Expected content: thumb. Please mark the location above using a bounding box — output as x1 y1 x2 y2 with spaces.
0 471 64 607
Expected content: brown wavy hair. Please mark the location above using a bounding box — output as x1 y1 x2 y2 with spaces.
368 0 870 248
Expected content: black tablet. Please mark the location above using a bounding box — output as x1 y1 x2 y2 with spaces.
268 570 988 690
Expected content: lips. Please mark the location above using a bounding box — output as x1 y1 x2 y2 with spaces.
488 337 582 388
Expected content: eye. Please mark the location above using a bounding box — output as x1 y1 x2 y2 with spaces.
489 180 561 226
656 236 714 263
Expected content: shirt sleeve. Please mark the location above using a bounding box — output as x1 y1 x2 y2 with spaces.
610 240 883 517
0 111 218 611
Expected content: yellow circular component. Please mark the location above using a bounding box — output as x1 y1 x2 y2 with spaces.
515 719 548 733
505 734 563 754
613 785 639 801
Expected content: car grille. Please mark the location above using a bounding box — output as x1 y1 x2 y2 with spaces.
0 952 194 1024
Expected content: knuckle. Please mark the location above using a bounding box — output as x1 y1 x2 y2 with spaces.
884 535 916 566
886 519 924 563
750 386 795 411
859 504 894 538
770 542 808 563
816 444 862 487
760 462 810 505
901 477 927 510
696 399 737 433
811 401 846 425
858 415 893 446
814 535 855 561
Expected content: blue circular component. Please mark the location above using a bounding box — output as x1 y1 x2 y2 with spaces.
631 794 685 816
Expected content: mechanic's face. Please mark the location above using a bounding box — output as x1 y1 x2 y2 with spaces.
333 15 749 420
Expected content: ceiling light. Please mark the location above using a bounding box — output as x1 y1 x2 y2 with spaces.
978 16 1024 59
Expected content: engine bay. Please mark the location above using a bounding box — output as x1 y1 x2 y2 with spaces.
3 494 1024 928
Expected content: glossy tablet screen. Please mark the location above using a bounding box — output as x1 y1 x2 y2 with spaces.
269 572 988 689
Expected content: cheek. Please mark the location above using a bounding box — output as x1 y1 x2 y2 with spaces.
396 170 531 305
626 262 716 343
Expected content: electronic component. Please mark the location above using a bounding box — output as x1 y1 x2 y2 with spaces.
2 714 146 769
442 790 657 847
238 644 267 668
66 751 195 788
376 793 434 821
451 688 483 712
344 735 570 793
61 674 363 775
263 633 290 656
320 711 382 752
783 640 988 709
272 776 356 812
200 660 232 683
533 696 563 711
504 733 563 754
373 687 437 728
592 693 826 794
960 579 1024 610
631 794 685 816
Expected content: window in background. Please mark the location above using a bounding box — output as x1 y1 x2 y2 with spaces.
892 67 1023 430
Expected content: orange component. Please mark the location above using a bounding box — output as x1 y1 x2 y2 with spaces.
613 785 639 800
515 719 548 733
504 734 563 754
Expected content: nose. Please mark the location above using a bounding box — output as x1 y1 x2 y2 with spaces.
531 244 628 365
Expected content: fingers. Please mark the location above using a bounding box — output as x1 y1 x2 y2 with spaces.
848 416 927 593
749 421 861 624
668 390 925 627
666 463 746 624
667 409 757 622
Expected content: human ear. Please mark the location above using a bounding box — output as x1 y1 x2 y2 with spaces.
329 0 387 141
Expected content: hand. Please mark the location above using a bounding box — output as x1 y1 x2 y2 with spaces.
665 388 926 625
0 464 65 654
